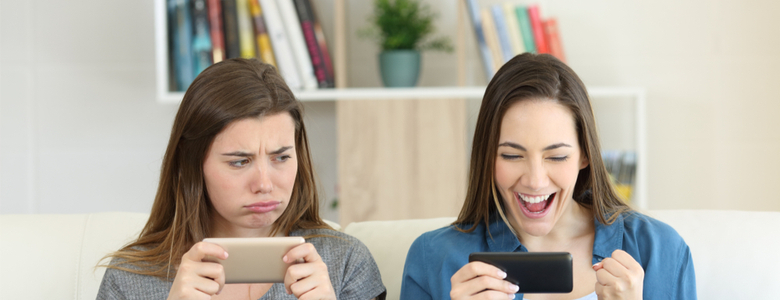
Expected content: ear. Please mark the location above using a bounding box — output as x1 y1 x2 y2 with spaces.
579 153 589 170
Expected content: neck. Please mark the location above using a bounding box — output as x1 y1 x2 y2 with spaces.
210 216 275 238
517 203 595 251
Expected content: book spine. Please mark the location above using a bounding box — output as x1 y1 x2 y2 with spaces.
463 0 494 80
543 18 565 62
515 6 536 53
276 0 318 90
527 4 548 54
235 0 256 58
248 0 277 67
207 0 226 63
491 5 513 63
306 0 334 88
191 0 213 75
501 2 525 55
293 0 328 88
480 8 504 73
221 0 241 59
259 0 302 89
172 0 195 90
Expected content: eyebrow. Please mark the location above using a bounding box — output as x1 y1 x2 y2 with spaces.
221 146 293 157
498 142 572 151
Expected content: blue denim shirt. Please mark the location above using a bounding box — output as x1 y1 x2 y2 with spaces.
400 212 696 299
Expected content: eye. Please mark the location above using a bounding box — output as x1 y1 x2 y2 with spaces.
548 156 569 162
275 155 292 163
229 158 250 167
500 154 522 160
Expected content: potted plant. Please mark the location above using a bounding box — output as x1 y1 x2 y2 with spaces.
359 0 453 87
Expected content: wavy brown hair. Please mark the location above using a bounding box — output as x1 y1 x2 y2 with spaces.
455 53 630 233
101 58 330 279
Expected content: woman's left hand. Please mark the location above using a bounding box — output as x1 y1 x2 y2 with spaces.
592 249 644 300
282 242 336 300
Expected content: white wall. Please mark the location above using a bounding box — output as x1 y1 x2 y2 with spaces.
1 0 779 215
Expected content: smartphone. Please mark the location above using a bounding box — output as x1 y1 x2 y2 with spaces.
203 236 305 283
468 252 573 294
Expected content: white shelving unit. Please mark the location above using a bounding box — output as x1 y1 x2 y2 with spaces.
153 0 647 209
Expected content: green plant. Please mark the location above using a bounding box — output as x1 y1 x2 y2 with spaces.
359 0 453 52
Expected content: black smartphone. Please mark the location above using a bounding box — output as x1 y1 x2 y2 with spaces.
468 252 573 294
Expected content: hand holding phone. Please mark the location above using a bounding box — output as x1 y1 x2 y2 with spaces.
168 241 229 300
450 260 520 300
468 252 573 294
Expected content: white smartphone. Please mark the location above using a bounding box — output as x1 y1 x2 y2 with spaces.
202 236 305 283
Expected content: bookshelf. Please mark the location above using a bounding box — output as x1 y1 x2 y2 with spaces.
154 0 648 221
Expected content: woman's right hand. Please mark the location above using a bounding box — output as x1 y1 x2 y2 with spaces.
167 242 229 300
450 261 519 300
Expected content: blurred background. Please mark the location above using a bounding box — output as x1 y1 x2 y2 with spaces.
2 0 779 221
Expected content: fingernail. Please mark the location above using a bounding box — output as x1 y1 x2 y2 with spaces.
498 270 507 278
283 255 288 263
508 293 515 299
224 251 229 259
512 284 519 292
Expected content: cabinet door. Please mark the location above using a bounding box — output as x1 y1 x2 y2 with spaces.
337 98 467 224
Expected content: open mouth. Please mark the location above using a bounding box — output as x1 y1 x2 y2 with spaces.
516 192 556 214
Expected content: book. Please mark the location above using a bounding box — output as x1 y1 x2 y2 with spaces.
502 2 525 56
308 1 335 88
259 0 302 89
543 18 565 62
490 5 513 63
248 0 277 67
293 0 331 88
463 0 494 81
221 0 241 59
235 0 256 58
276 0 318 90
170 0 195 91
480 8 504 73
527 4 548 54
207 0 226 63
191 0 213 75
515 5 536 53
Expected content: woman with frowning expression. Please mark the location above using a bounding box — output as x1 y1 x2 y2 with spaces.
97 58 386 300
400 53 696 300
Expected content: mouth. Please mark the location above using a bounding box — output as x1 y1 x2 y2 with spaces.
516 192 556 217
245 201 280 213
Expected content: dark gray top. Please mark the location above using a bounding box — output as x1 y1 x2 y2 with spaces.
97 228 386 300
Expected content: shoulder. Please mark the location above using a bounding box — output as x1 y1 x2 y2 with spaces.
292 228 376 265
412 223 485 249
620 211 686 245
98 258 172 299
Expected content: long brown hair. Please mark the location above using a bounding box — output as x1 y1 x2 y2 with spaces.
102 58 329 278
455 53 630 233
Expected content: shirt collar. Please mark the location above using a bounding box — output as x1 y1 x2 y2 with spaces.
482 211 625 257
592 212 624 259
484 215 526 252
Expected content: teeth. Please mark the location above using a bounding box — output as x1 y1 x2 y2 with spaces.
517 193 552 204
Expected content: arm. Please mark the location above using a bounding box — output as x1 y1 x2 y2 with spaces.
671 243 697 299
400 234 433 300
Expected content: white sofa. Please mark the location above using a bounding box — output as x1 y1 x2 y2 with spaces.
1 210 779 299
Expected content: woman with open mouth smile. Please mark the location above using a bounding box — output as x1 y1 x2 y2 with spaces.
401 53 697 300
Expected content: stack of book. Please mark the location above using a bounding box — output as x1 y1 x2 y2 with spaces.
602 150 637 203
463 0 565 81
167 0 334 92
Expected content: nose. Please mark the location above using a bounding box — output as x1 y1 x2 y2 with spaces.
521 159 549 191
251 162 273 194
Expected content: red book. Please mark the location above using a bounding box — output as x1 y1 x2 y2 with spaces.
207 0 225 63
527 5 548 54
543 18 565 62
294 0 330 88
305 0 334 87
